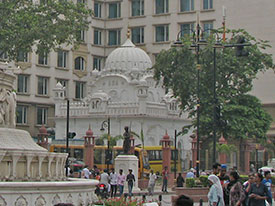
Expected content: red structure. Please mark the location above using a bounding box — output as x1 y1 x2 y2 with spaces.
84 125 95 169
37 125 49 149
218 136 228 164
161 132 173 185
130 135 135 155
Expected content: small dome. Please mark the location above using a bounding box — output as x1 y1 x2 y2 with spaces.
91 90 109 101
86 126 93 136
55 82 64 89
163 132 170 140
104 39 152 71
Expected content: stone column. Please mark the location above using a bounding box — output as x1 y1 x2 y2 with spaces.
38 154 47 180
218 136 228 164
25 153 35 180
37 125 49 150
160 132 173 187
10 151 22 180
84 126 95 169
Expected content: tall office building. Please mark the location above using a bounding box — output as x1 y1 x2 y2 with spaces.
9 0 274 138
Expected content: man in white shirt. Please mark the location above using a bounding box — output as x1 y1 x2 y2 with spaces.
110 168 118 197
82 165 91 179
100 169 110 192
148 170 157 195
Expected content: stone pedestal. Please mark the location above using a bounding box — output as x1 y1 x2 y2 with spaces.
114 155 140 192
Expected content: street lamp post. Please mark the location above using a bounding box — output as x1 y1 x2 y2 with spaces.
100 117 111 170
65 99 70 176
213 47 217 164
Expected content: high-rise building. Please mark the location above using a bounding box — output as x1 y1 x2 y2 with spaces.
10 0 275 138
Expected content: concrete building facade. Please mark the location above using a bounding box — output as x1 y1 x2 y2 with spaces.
8 0 274 139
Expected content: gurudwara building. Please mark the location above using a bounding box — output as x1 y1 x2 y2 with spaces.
53 36 192 169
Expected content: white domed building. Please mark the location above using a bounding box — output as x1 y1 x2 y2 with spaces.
54 38 192 169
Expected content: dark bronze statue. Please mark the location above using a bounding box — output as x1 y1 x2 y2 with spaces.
123 126 131 154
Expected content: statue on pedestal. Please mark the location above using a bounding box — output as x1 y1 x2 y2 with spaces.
123 126 131 155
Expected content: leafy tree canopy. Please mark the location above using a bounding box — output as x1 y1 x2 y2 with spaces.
0 0 92 60
153 29 274 140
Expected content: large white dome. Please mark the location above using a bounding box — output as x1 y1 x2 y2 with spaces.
104 39 152 71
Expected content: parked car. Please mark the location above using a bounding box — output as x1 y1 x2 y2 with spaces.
258 166 275 176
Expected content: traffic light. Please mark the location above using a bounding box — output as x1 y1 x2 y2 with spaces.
236 36 249 57
68 132 76 139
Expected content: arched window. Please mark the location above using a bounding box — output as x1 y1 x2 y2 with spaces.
74 57 85 71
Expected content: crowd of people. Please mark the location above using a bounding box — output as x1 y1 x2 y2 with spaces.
73 165 136 198
175 163 273 206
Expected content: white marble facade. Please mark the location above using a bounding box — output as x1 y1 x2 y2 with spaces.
54 38 193 169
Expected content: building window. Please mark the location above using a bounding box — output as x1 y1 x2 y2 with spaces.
76 30 85 42
203 0 213 10
203 21 213 37
180 23 194 37
77 0 85 4
37 76 48 95
108 30 121 46
94 29 102 45
16 105 27 124
37 107 48 125
38 52 48 65
57 50 68 68
74 57 85 71
0 51 8 60
93 57 102 71
75 81 85 99
180 0 194 12
94 2 102 18
56 79 68 97
131 27 144 44
132 0 144 16
108 2 121 18
17 74 29 94
155 0 169 14
155 25 169 42
17 51 28 62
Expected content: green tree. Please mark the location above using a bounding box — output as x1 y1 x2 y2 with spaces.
153 29 274 141
0 0 92 60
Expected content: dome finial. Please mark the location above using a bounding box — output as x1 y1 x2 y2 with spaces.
127 27 131 39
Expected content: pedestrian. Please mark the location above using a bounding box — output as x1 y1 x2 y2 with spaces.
176 173 185 187
161 166 169 193
208 174 225 206
243 173 255 206
81 165 91 179
175 194 194 206
148 170 157 195
117 169 126 197
248 172 269 206
262 171 272 206
126 169 135 197
219 164 230 206
212 163 221 176
100 169 110 192
228 171 245 206
186 168 195 178
110 168 118 197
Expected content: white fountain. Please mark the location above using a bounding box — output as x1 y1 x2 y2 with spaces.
0 62 98 206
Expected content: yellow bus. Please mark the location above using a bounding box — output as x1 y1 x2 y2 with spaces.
144 146 181 174
50 144 150 178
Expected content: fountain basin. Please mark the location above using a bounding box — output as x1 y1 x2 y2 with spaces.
0 178 99 206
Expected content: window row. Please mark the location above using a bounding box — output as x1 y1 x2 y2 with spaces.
17 105 48 125
93 22 213 45
17 75 86 99
93 0 213 19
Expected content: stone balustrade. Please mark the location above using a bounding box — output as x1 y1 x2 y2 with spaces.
56 100 184 119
